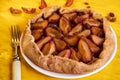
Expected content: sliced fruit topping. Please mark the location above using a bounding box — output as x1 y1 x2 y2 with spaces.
76 52 81 60
83 18 101 27
70 48 79 61
42 41 56 55
77 30 91 37
59 16 71 34
81 36 100 54
31 20 48 29
91 27 104 38
91 27 102 35
64 51 71 58
48 13 60 23
68 23 83 36
64 36 78 46
74 16 82 24
30 8 106 63
74 14 89 24
31 29 43 41
37 36 52 50
54 38 67 51
91 35 104 46
63 12 77 21
46 27 63 38
57 49 71 58
78 38 92 63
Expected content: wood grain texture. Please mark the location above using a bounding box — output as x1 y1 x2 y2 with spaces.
0 0 120 80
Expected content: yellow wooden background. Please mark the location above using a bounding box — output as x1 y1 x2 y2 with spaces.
0 0 120 80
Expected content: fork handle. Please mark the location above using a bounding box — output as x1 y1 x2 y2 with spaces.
12 60 21 80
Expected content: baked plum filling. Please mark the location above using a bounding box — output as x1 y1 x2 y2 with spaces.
30 10 105 63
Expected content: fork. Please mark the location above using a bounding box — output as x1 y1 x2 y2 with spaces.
11 25 21 80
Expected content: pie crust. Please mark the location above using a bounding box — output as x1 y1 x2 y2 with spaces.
21 6 115 74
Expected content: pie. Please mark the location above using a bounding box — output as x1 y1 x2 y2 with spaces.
21 6 115 74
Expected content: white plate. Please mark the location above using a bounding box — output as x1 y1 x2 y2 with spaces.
20 27 117 79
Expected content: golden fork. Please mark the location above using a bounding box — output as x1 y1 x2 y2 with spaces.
11 25 21 80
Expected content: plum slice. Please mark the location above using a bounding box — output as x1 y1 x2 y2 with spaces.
39 0 47 9
31 20 48 29
68 23 83 36
64 36 78 46
46 27 63 38
91 27 102 35
21 7 36 14
91 35 104 46
57 49 71 58
53 38 67 51
91 27 104 37
31 29 43 41
78 38 92 63
65 0 74 7
37 36 52 50
81 36 100 54
59 16 71 34
9 7 22 14
48 13 60 23
74 14 89 24
77 30 91 37
63 12 77 21
42 41 56 55
83 18 101 27
70 48 79 61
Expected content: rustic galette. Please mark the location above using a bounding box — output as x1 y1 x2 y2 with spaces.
21 6 115 74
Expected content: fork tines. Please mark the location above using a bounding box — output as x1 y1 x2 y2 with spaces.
11 25 21 42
